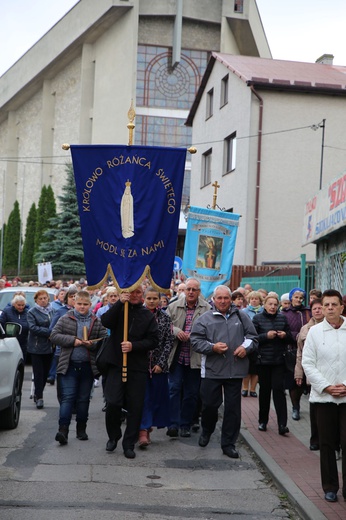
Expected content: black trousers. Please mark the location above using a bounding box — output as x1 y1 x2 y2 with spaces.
315 402 346 495
257 364 287 427
31 353 53 400
104 367 147 450
200 378 242 449
309 402 319 446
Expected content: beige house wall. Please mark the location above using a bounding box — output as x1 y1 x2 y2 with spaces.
190 62 346 265
189 60 255 265
254 90 346 264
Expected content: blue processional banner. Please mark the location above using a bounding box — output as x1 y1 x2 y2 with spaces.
70 145 186 291
182 206 240 298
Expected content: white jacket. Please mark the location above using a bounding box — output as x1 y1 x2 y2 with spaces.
302 316 346 404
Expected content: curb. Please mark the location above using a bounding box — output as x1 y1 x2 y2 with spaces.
240 426 328 520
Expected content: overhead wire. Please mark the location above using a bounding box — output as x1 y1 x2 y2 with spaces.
0 122 339 165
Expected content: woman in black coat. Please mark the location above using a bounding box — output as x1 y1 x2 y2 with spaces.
252 294 292 436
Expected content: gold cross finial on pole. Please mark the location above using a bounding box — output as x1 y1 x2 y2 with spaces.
212 181 220 209
127 100 136 146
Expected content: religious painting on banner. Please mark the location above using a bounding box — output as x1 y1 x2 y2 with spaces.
70 145 186 291
37 262 53 285
182 206 240 299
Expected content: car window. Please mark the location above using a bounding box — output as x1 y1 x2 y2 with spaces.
0 290 55 310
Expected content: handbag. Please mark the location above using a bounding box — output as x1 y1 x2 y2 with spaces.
95 336 113 375
284 345 297 372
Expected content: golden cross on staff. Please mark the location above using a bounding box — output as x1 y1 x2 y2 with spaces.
127 100 136 146
212 180 220 210
120 102 137 382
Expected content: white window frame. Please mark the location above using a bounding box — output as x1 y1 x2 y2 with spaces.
202 149 212 187
223 133 236 174
221 74 229 107
206 88 214 119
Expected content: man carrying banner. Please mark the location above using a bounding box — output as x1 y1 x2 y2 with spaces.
190 285 258 458
166 277 211 438
101 286 158 459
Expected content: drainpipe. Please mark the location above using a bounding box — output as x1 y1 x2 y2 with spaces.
250 85 263 266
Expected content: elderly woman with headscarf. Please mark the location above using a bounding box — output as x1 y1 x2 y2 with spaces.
0 294 29 361
281 287 311 421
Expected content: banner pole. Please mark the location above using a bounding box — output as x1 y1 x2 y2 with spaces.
122 102 136 382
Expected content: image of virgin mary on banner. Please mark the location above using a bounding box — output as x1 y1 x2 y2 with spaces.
182 206 240 298
70 144 186 291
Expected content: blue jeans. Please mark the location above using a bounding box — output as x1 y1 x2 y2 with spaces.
58 361 94 428
48 354 59 381
168 363 200 429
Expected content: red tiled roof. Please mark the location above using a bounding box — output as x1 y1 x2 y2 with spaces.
186 53 346 126
214 53 346 89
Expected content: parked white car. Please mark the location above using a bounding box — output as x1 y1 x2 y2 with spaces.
0 323 24 429
0 286 56 311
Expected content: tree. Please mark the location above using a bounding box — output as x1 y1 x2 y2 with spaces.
36 164 85 274
22 203 37 269
3 201 21 270
34 185 56 255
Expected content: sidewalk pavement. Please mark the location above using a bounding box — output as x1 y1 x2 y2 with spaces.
240 390 345 520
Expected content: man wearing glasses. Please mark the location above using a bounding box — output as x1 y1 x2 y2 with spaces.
166 278 211 438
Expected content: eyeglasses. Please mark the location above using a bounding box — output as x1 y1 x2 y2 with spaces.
185 288 199 292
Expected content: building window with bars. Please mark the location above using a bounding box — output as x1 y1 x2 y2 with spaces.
234 0 244 13
224 132 236 174
202 149 212 187
206 88 214 119
221 74 229 107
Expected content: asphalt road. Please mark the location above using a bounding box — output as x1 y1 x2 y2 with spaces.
0 367 302 520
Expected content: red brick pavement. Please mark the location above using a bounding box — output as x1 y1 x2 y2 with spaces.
240 394 346 520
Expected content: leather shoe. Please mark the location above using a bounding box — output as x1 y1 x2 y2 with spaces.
180 428 191 438
278 425 289 436
222 446 239 459
258 423 267 432
124 448 136 459
309 444 319 451
166 427 179 438
241 390 248 397
106 439 117 452
324 492 337 502
250 391 257 397
198 432 211 447
292 408 300 421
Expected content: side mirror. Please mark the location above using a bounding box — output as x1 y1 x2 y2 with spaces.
5 322 22 337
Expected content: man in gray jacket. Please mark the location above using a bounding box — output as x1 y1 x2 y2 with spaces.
191 285 258 458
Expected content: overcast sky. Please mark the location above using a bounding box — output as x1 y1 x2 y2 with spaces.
1 0 346 77
256 0 346 65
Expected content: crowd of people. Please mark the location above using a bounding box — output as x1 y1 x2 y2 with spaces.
1 275 346 503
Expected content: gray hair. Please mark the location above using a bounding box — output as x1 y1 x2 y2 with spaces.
12 295 26 305
213 285 232 298
106 287 118 295
185 277 201 289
